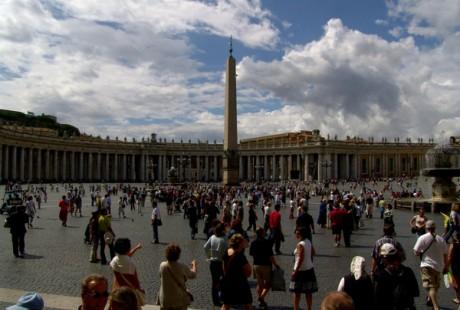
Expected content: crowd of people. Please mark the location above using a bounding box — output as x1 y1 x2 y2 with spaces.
3 178 460 309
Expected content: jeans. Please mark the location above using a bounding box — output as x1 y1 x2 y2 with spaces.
152 223 159 242
11 232 25 256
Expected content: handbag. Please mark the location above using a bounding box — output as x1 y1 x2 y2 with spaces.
271 267 286 291
104 231 114 244
119 273 146 306
155 219 163 226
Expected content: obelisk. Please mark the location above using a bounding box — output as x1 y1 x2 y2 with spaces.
223 38 239 185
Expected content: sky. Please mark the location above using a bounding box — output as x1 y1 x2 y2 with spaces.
1 0 460 143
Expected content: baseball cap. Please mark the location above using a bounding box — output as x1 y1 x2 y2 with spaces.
6 292 44 310
426 220 436 229
380 243 397 257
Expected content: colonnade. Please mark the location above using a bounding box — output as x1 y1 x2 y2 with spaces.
239 152 426 182
0 144 222 183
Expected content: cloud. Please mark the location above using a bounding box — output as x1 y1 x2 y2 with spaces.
387 0 460 38
236 18 460 140
0 0 280 141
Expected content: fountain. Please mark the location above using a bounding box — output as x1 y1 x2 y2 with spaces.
421 140 460 212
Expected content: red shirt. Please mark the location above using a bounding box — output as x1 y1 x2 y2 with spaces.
269 210 281 229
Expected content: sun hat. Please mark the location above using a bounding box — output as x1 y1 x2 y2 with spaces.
6 292 44 310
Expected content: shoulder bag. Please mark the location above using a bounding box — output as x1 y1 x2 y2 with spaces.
165 264 194 305
118 272 146 306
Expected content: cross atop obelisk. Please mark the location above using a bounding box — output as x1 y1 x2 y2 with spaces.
223 36 239 185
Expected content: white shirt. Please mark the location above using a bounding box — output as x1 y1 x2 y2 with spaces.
294 239 314 271
110 254 136 275
151 207 161 220
413 232 447 272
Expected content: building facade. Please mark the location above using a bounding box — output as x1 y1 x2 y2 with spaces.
0 125 445 183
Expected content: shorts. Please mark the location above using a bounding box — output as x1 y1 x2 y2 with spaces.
253 265 272 283
421 266 441 289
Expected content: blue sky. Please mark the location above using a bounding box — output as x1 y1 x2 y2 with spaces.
0 0 459 142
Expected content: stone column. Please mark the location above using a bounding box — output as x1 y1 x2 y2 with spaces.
0 145 3 180
239 156 244 181
95 153 100 180
79 152 84 180
19 147 25 181
205 156 209 182
334 153 338 179
345 154 350 178
114 154 118 181
140 154 145 182
287 155 292 180
12 146 17 180
62 151 67 181
280 156 285 181
196 156 201 181
255 156 260 181
131 154 136 181
214 156 218 181
28 148 33 181
296 155 301 179
158 156 162 181
122 154 127 181
45 149 50 180
272 155 276 181
304 154 309 181
4 146 9 180
70 152 75 180
264 155 269 181
105 153 110 181
54 150 59 180
247 156 253 180
317 153 323 182
355 154 360 179
37 149 42 181
88 152 93 181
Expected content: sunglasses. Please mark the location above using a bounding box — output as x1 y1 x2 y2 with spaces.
86 291 109 298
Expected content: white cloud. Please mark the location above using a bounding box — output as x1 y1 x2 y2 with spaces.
236 18 460 140
387 0 460 38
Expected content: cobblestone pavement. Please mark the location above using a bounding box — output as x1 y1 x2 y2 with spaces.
0 183 456 310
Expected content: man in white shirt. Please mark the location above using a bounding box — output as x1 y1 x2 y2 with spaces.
413 220 448 310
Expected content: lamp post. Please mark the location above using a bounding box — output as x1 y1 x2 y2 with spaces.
147 159 156 182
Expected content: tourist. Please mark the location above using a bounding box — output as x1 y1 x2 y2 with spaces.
99 208 116 265
203 222 227 307
289 227 318 310
329 203 347 247
320 291 354 310
269 204 283 255
6 292 44 310
414 220 448 310
74 194 83 217
89 210 100 263
151 201 161 244
58 195 70 227
371 224 406 273
337 256 373 310
296 205 315 242
118 197 126 219
227 219 249 243
342 201 354 247
158 243 197 309
317 199 327 228
25 196 36 228
250 227 279 309
187 197 199 240
221 234 253 310
7 205 29 258
446 231 460 304
373 243 419 310
79 274 109 310
409 207 427 237
444 202 460 242
110 238 144 306
246 202 257 233
365 194 374 218
109 286 140 310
